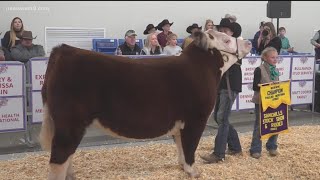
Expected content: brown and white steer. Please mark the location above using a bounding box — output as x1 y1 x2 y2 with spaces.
40 30 252 179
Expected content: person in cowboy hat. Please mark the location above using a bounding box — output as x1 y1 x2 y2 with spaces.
11 30 45 63
156 19 173 48
143 24 157 35
201 17 244 164
224 13 237 23
181 23 202 49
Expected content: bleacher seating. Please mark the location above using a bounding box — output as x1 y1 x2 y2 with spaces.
248 39 257 54
92 38 118 55
177 39 184 47
280 51 312 56
118 39 144 49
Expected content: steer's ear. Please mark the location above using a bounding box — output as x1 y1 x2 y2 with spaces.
193 31 208 50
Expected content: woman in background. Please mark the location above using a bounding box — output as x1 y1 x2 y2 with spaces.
204 19 216 31
2 17 24 49
141 33 162 55
257 22 281 55
2 17 25 61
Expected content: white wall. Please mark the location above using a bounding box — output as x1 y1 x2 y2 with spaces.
0 1 319 53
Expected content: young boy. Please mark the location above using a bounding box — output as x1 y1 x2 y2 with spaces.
278 27 294 54
200 18 243 163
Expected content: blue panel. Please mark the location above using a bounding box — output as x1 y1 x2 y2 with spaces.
92 39 118 55
176 39 184 47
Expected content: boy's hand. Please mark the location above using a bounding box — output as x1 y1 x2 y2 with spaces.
288 47 294 52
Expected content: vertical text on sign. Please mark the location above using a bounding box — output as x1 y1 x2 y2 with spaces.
31 60 48 91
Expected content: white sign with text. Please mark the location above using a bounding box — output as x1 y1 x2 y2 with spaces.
31 59 48 91
0 64 24 96
238 83 255 110
32 91 44 123
291 80 313 104
276 56 291 81
241 57 262 84
291 56 314 80
0 97 25 132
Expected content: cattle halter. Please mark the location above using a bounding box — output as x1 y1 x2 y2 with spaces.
209 38 241 101
214 38 240 62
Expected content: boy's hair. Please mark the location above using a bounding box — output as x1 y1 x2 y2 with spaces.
279 27 286 31
261 47 278 60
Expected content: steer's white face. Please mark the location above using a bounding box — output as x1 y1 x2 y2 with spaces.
205 29 252 75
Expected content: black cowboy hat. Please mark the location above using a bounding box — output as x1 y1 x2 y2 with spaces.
143 24 157 35
216 18 242 38
186 23 202 34
157 19 173 31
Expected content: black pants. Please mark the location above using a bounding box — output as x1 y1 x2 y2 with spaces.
315 48 320 60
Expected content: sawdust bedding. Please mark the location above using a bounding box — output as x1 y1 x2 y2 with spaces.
0 125 319 180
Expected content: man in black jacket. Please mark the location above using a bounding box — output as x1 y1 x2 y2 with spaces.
201 18 243 163
116 30 141 55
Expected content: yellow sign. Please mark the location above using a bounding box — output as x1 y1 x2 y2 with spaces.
260 80 291 112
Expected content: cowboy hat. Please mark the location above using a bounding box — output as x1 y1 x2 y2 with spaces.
143 24 157 35
21 31 37 40
216 18 242 38
157 19 173 31
186 23 202 34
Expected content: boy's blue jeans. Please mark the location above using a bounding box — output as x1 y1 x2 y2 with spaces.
213 89 242 159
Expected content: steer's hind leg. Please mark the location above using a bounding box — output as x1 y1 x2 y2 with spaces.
49 124 85 180
65 154 75 180
180 119 207 178
173 132 185 169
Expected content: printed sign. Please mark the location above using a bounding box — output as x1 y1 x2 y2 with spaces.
0 97 25 132
241 57 262 84
238 83 255 110
260 103 288 139
31 59 48 91
259 80 291 139
291 80 313 104
32 91 44 123
291 56 314 80
0 64 24 96
276 56 291 81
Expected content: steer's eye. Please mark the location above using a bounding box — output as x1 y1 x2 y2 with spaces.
225 40 231 44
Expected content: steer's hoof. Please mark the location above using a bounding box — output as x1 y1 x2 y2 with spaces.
66 174 75 180
189 169 200 178
184 164 200 178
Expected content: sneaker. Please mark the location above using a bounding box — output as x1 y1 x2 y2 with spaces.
200 153 224 163
226 149 243 156
250 153 261 159
268 149 279 156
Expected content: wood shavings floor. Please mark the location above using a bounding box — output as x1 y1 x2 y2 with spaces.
0 125 319 180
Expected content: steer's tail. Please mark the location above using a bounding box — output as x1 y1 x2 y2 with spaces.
39 44 65 152
39 103 54 151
